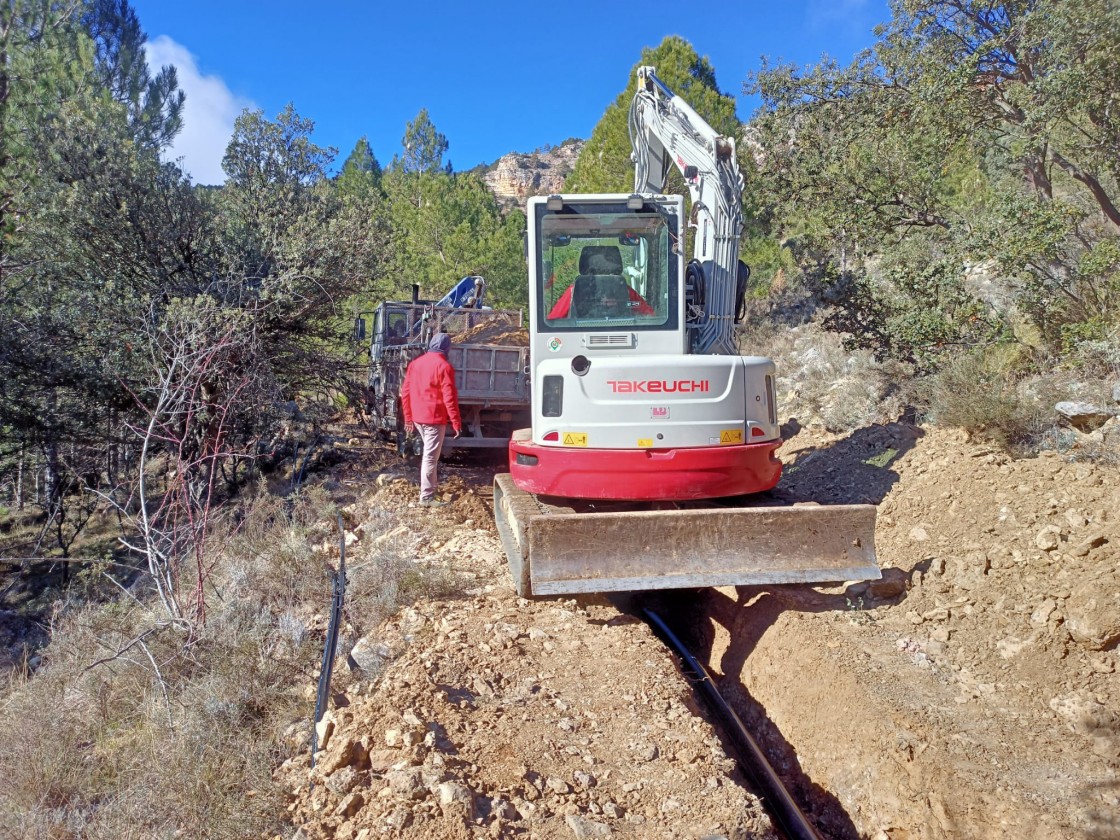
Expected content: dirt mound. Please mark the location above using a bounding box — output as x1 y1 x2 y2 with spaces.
279 593 775 839
275 454 775 839
708 424 1119 839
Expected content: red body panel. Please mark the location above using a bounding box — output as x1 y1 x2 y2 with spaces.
509 438 783 501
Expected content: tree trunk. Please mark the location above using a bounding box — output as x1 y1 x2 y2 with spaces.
1023 152 1053 201
1048 150 1120 232
15 446 23 510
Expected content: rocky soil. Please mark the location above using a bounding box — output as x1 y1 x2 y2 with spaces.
274 421 1117 840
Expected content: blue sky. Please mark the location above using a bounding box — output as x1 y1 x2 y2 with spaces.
131 0 890 185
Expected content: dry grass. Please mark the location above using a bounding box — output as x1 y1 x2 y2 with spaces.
924 342 1120 459
0 596 293 838
0 477 459 839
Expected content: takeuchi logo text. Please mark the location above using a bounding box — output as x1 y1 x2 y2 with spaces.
606 379 710 393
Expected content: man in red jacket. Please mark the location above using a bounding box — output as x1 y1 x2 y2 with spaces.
401 332 462 507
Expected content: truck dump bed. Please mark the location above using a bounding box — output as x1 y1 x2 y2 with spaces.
451 344 527 404
436 308 528 407
366 302 530 450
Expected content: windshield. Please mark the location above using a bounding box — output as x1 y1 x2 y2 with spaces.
538 208 676 331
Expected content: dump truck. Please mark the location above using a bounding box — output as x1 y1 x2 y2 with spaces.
362 277 531 452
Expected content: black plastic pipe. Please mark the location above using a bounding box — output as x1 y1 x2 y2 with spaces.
643 608 825 840
311 516 348 776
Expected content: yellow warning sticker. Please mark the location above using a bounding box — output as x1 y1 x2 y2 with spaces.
563 432 588 447
637 438 653 448
719 428 744 445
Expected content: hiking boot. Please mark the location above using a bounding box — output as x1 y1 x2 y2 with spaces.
419 498 449 508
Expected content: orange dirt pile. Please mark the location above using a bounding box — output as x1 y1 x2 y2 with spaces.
450 318 529 347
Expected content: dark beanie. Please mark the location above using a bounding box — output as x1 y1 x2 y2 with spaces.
429 332 451 355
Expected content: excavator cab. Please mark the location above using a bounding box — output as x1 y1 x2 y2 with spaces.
540 205 672 332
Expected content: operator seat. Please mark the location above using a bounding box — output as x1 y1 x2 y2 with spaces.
573 246 628 318
578 245 623 276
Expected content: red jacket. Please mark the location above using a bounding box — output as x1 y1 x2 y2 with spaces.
401 351 462 430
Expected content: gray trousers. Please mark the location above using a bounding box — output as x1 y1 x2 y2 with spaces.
416 423 447 500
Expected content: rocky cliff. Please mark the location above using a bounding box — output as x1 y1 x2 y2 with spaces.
478 139 584 210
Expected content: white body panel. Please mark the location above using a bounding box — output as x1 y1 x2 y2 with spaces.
532 354 777 449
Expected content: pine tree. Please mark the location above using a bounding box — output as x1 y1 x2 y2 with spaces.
393 108 449 175
82 0 185 149
565 36 739 193
337 136 382 200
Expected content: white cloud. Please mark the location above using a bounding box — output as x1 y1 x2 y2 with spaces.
144 35 254 185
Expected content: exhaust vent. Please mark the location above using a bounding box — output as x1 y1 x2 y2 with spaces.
584 333 635 348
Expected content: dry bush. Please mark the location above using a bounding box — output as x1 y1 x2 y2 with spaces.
346 507 460 634
219 483 337 609
739 317 912 432
922 342 1097 454
1062 332 1120 381
0 486 338 838
1019 342 1120 463
925 340 1120 459
0 478 470 838
922 345 1049 449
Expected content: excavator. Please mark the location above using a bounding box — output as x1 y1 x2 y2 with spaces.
493 66 880 597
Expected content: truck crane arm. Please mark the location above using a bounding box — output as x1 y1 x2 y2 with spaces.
432 275 486 310
629 66 746 355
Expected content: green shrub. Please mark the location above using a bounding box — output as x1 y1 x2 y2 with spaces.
824 254 1006 374
1060 324 1120 375
924 344 1039 447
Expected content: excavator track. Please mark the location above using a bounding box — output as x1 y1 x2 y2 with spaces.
494 473 880 597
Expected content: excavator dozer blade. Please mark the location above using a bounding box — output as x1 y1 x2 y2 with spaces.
494 473 879 598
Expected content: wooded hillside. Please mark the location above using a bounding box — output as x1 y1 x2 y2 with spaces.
0 2 528 576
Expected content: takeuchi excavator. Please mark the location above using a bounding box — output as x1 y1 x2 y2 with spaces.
493 66 880 597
